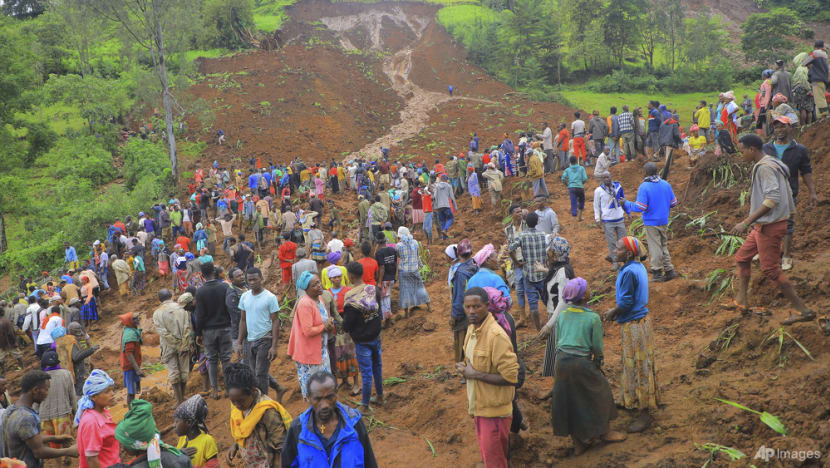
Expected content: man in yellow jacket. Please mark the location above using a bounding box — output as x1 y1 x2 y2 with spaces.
527 143 548 198
457 287 519 468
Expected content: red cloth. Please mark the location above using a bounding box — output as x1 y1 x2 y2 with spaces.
329 286 350 314
482 153 491 165
421 193 433 213
176 236 191 251
120 340 141 371
358 257 378 286
77 409 120 468
474 416 511 468
573 136 586 160
113 221 126 234
278 241 297 268
557 128 570 151
281 266 292 284
736 220 789 285
286 295 326 365
434 163 445 175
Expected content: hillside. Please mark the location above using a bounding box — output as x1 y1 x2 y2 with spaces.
6 1 830 467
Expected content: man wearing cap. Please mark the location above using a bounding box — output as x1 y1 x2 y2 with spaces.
733 134 816 327
771 59 794 104
152 289 193 403
803 39 829 117
762 116 818 271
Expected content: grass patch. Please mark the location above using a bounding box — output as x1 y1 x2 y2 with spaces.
253 0 298 31
561 85 756 129
437 4 497 46
16 103 85 135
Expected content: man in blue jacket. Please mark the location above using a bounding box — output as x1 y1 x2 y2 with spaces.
282 371 378 468
625 163 678 282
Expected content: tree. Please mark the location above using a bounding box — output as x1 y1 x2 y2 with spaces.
601 0 645 68
201 0 255 49
639 2 666 70
683 13 727 64
2 0 46 18
43 73 132 140
92 0 199 183
566 0 603 72
661 0 684 70
740 8 802 65
50 0 105 76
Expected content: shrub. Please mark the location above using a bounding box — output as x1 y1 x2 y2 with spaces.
40 136 116 186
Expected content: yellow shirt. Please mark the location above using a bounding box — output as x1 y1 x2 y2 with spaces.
176 431 218 468
694 107 711 129
689 135 707 151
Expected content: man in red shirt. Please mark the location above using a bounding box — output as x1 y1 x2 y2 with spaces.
119 312 143 405
556 123 570 172
176 234 191 252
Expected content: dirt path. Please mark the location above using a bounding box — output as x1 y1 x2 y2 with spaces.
318 7 495 159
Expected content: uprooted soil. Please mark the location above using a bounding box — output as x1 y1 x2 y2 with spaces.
14 2 830 467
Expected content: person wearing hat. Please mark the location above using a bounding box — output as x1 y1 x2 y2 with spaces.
771 58 794 104
603 237 659 433
732 133 816 326
770 93 799 124
115 399 191 467
152 289 194 404
802 39 829 117
761 115 818 272
119 312 143 405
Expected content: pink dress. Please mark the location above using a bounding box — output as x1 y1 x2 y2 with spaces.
315 177 325 198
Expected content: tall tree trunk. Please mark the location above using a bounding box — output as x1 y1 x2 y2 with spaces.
152 0 178 184
0 212 7 254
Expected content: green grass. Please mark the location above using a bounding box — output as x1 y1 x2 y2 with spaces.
253 0 298 31
561 85 756 129
437 4 497 45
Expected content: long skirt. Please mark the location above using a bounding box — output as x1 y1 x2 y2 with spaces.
132 270 146 292
471 195 482 210
541 329 556 377
42 414 73 449
295 345 331 400
335 332 359 379
176 269 188 291
551 352 616 441
81 297 98 321
411 209 424 224
398 270 429 309
620 316 660 410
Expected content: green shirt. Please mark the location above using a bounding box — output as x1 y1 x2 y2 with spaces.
555 305 603 356
561 164 588 189
170 210 182 227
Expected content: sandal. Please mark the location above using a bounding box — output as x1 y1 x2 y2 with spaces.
722 299 749 313
781 310 817 325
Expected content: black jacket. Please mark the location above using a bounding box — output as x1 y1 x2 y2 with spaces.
194 279 231 335
762 140 811 197
342 302 381 344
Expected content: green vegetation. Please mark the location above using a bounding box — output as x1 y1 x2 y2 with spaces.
562 87 756 128
253 0 298 31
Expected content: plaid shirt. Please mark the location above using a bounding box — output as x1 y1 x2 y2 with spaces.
395 238 421 273
618 112 635 133
509 229 548 282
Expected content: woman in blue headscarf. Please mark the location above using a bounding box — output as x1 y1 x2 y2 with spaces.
286 272 334 399
550 278 625 455
75 369 121 467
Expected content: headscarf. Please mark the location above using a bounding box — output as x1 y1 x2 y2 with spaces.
73 369 115 426
562 277 588 303
195 222 203 230
397 226 412 241
793 52 808 66
473 244 495 267
296 271 314 291
457 238 473 257
68 321 87 340
173 394 209 432
762 69 774 78
326 251 342 264
689 124 699 132
549 236 570 261
772 93 788 104
621 236 644 259
723 90 735 101
119 312 135 328
116 399 182 459
326 265 342 278
296 247 307 258
444 244 458 261
177 292 194 306
41 350 60 371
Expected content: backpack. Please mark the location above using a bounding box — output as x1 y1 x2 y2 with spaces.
258 174 268 190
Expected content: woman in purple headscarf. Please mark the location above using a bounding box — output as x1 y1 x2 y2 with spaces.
550 277 626 455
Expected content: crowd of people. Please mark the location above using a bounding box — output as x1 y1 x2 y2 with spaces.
0 39 826 468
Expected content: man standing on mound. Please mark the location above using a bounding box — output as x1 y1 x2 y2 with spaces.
731 134 816 325
625 163 678 282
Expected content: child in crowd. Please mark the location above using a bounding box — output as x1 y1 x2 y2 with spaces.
119 312 143 405
175 395 219 468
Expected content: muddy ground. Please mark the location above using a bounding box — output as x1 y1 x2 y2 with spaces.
12 2 830 467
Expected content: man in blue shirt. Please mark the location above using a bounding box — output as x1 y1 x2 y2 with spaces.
646 101 661 161
604 236 659 433
625 163 678 282
64 242 78 270
237 267 282 398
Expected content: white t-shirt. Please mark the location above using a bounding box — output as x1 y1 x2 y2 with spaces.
571 119 586 137
726 101 740 125
36 315 62 345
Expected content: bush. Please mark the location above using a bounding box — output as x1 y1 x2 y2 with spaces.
663 61 734 93
122 138 172 190
40 136 116 185
201 0 255 49
587 69 658 93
